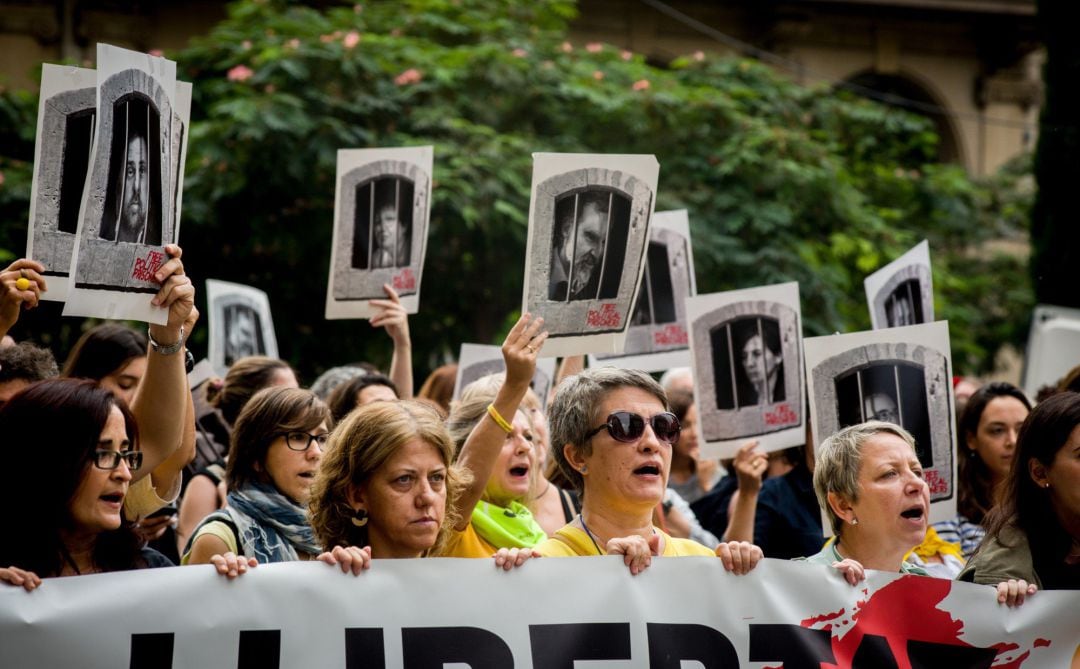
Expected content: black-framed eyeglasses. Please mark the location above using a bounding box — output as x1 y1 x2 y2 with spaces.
93 449 143 471
585 411 681 445
280 431 330 452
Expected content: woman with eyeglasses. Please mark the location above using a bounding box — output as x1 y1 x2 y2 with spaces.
0 379 174 590
182 386 331 571
536 367 763 575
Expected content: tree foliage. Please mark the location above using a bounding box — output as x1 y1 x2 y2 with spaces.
0 0 1033 379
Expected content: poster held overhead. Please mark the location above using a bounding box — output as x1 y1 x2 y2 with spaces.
588 209 696 372
804 321 957 532
864 240 934 330
26 65 98 302
453 343 557 406
63 44 180 324
1021 304 1080 398
686 282 805 458
522 153 659 358
206 279 279 376
325 146 433 320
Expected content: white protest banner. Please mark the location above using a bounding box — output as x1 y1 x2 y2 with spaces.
1 558 1076 668
864 240 934 330
206 279 280 376
454 342 557 403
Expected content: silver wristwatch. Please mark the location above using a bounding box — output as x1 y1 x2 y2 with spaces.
147 325 186 356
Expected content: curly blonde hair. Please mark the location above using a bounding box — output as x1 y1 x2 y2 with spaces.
309 400 470 556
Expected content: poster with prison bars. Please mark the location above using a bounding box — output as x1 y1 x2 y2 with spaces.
206 279 279 377
453 343 558 407
864 240 934 330
686 282 805 458
522 153 659 358
325 146 432 320
588 210 696 373
26 65 98 302
63 44 184 324
804 321 957 532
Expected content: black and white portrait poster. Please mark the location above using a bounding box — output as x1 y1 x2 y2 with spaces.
588 209 696 372
1021 304 1080 398
63 44 181 324
805 321 956 528
26 65 97 303
864 240 934 330
686 282 805 457
453 343 557 406
521 153 659 358
206 279 279 376
325 146 433 320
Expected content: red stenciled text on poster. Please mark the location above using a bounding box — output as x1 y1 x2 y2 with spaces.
131 250 165 283
653 324 688 346
764 403 798 427
587 303 621 328
923 469 949 495
393 268 416 292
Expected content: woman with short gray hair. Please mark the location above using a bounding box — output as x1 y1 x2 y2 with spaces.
800 421 931 582
537 367 762 575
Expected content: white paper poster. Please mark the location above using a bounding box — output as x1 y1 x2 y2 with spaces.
589 209 696 373
325 146 433 319
686 282 806 458
864 240 934 330
805 321 957 529
206 279 279 375
453 343 557 404
1021 304 1080 398
522 153 659 358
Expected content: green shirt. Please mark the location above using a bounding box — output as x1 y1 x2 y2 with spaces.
795 539 930 576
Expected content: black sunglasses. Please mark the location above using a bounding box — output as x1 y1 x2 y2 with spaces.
585 411 681 445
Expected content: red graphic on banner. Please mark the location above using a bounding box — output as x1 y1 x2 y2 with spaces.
653 325 688 346
801 576 1048 668
764 403 799 427
131 250 165 283
923 469 949 495
393 268 416 291
587 303 621 328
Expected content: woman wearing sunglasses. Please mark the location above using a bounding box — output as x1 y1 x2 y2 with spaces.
183 386 331 569
537 367 763 575
0 379 174 590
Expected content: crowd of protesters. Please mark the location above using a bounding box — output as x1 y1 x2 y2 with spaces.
1 251 1077 608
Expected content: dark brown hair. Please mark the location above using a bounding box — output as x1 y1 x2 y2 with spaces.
206 356 295 425
225 386 330 493
956 381 1031 524
62 324 146 382
326 372 398 423
0 378 143 576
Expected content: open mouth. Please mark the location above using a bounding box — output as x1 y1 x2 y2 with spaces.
509 466 529 477
633 464 661 476
900 506 925 520
100 492 124 504
298 472 315 480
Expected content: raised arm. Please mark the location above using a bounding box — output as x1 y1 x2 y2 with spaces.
452 313 547 529
0 259 46 342
369 284 413 399
130 245 195 480
722 440 766 543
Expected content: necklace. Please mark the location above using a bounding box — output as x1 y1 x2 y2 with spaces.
579 514 605 555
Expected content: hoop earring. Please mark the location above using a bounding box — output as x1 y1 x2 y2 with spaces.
350 508 369 528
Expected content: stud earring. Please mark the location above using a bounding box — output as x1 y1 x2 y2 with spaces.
580 465 588 474
351 508 369 528
851 518 859 526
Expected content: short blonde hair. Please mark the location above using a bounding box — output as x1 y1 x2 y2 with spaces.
813 420 917 535
308 400 470 556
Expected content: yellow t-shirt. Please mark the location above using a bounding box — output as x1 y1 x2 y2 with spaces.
438 522 498 558
536 524 715 557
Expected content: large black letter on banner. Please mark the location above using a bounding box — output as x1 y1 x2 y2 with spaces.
646 623 739 668
238 630 280 669
908 640 997 669
345 628 385 669
130 633 173 669
749 624 834 669
529 623 631 669
402 627 513 668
